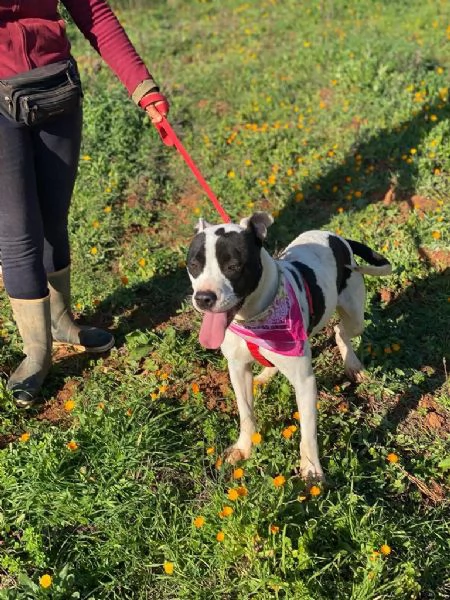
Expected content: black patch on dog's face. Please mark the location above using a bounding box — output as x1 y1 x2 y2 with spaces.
187 232 206 278
215 228 263 298
290 261 325 333
328 234 352 293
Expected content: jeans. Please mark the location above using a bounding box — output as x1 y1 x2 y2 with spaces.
0 107 82 299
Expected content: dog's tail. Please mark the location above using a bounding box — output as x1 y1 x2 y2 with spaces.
346 239 392 276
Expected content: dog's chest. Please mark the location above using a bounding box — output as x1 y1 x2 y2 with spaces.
229 265 310 356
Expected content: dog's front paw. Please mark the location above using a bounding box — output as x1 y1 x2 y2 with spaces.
344 359 366 383
299 458 324 482
224 444 252 464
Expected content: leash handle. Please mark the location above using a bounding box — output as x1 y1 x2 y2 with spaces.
154 116 231 223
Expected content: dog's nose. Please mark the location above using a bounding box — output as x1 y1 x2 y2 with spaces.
195 291 217 310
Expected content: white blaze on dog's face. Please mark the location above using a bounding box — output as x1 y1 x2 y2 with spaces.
187 212 273 349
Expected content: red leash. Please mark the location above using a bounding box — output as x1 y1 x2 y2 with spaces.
154 116 231 223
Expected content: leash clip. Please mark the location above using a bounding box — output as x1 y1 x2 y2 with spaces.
154 118 175 146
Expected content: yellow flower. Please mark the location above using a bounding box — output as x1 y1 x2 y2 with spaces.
64 399 76 412
293 411 300 420
81 155 91 161
282 427 294 439
251 432 262 445
163 561 174 575
19 432 30 442
228 170 236 179
273 475 286 487
97 402 105 410
215 456 223 470
233 467 244 479
298 494 307 502
104 205 112 213
309 485 321 497
193 516 205 528
216 530 225 542
138 258 146 267
92 220 100 229
221 506 233 517
66 440 78 451
206 446 215 455
191 382 200 394
270 524 280 534
410 148 417 155
295 192 304 202
432 231 441 240
39 574 52 589
90 247 98 255
391 343 401 352
380 544 392 555
387 452 399 463
227 488 239 501
236 486 248 497
337 207 344 214
245 159 253 166
430 114 438 122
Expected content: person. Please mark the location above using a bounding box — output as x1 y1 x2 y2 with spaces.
0 0 169 407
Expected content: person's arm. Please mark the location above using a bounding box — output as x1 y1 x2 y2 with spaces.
62 0 168 121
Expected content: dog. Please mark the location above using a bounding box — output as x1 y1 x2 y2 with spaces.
187 212 391 480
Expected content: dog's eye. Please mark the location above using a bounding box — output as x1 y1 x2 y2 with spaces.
225 262 241 274
188 260 202 277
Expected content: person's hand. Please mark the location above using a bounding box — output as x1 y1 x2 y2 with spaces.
139 92 170 124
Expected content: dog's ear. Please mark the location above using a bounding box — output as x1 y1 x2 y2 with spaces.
240 211 274 241
195 218 213 233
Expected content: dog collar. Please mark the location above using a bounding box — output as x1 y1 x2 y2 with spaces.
229 267 308 360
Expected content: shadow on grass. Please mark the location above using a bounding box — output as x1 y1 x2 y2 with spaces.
268 96 449 248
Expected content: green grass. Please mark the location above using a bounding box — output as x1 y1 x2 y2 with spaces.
1 0 450 598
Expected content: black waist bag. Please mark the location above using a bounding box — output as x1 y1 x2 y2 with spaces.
0 59 82 126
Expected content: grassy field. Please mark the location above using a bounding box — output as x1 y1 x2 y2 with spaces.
1 0 450 598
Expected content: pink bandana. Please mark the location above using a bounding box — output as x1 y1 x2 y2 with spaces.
228 270 307 357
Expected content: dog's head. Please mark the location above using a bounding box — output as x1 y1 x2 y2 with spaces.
187 211 273 348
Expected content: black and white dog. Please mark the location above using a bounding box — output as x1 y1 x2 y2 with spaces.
187 212 391 480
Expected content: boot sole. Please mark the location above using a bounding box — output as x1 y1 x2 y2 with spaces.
52 336 115 354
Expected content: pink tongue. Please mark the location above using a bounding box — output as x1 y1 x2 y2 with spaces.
199 312 228 349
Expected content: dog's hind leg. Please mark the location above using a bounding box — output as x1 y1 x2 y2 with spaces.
254 366 278 385
335 271 365 382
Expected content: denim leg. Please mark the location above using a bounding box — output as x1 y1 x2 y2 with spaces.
34 106 83 274
0 116 47 299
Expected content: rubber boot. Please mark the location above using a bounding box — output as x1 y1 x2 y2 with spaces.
7 295 53 408
47 266 114 352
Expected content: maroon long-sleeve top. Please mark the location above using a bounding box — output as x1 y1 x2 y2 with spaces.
0 0 155 98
